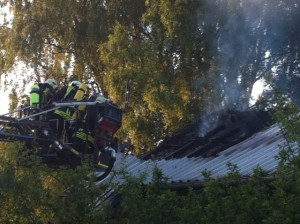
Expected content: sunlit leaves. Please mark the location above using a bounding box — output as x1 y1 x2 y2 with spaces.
99 0 206 152
1 0 109 86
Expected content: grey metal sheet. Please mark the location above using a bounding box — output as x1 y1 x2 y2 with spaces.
164 157 209 179
164 157 207 179
108 125 287 185
170 158 211 180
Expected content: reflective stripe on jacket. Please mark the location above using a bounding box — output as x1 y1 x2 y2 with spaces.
98 151 109 168
64 85 77 100
73 128 94 143
54 108 72 119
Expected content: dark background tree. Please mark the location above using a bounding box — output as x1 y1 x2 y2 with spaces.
0 142 107 223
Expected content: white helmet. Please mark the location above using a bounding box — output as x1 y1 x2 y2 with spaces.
45 78 58 89
70 80 81 88
96 95 108 103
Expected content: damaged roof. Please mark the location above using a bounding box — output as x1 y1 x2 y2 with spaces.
109 125 284 185
141 109 273 160
101 109 286 186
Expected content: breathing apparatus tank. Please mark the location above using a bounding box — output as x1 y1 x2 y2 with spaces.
72 83 88 119
73 83 88 101
30 84 41 108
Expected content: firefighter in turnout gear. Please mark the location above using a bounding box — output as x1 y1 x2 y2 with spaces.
29 78 58 118
69 83 94 153
54 80 81 102
72 93 112 167
43 78 58 105
50 80 82 140
71 83 89 120
94 94 110 163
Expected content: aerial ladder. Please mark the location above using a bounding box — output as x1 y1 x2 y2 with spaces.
0 81 128 181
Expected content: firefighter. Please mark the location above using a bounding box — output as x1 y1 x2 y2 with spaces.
67 83 94 152
42 78 58 107
49 80 82 140
54 80 81 102
70 93 110 165
91 94 114 169
71 82 89 120
87 94 109 129
29 78 58 118
71 126 95 154
74 93 109 137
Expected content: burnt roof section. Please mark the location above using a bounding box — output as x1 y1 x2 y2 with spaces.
100 124 285 187
141 109 273 160
98 124 285 208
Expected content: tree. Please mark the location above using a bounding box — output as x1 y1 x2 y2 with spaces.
0 141 108 223
0 0 110 85
99 0 213 153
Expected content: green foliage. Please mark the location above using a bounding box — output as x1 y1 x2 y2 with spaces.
1 0 110 85
108 156 300 224
99 0 208 152
107 167 203 224
0 142 108 223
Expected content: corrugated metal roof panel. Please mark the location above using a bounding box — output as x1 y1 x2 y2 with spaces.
103 125 287 186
